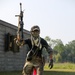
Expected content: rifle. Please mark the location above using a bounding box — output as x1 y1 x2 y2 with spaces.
15 3 24 41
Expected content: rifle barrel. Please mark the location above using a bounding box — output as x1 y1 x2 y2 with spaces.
20 3 22 12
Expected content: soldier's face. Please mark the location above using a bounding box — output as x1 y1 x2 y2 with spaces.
31 30 40 38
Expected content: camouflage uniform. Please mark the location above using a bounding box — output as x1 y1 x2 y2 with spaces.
22 38 52 75
16 25 53 75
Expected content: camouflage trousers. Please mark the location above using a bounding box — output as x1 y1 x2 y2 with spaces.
22 57 45 75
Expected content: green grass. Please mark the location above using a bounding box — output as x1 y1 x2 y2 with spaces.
53 63 75 69
44 63 75 75
0 63 75 75
44 62 75 70
44 70 75 75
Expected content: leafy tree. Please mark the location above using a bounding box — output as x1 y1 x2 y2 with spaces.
45 36 51 46
45 36 65 62
53 39 65 62
44 36 75 63
65 40 75 62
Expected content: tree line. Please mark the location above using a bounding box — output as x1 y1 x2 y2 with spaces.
44 36 75 63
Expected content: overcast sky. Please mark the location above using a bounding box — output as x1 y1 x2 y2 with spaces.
0 0 75 45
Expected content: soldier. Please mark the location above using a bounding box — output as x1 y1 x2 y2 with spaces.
16 25 53 75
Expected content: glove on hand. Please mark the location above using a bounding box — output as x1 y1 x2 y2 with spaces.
48 59 53 69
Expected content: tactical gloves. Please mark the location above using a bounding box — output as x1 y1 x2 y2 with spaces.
48 59 53 69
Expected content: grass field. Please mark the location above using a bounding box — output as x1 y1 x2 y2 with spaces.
0 70 75 75
44 63 75 75
0 63 75 75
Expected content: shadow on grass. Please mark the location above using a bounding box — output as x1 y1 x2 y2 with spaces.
0 70 75 75
44 70 75 75
0 71 22 75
